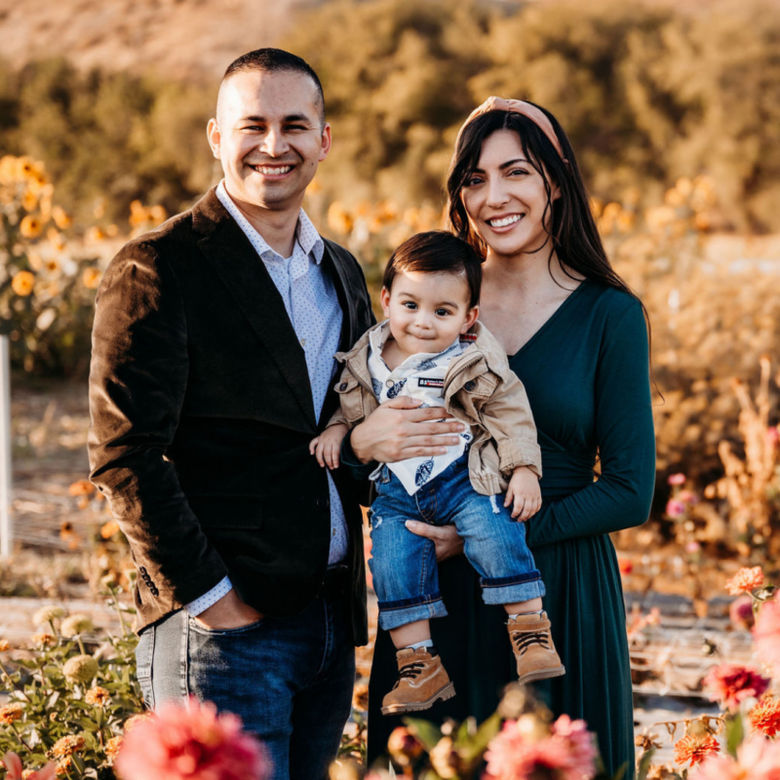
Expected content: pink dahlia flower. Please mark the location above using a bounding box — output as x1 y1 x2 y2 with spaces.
729 596 754 629
483 714 597 780
667 473 686 486
754 594 780 673
114 698 270 780
702 663 771 710
665 499 686 518
690 735 780 780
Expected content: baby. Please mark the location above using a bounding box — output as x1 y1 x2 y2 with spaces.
311 231 564 715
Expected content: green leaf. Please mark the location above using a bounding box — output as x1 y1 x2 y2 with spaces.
725 712 744 757
402 716 443 752
636 747 655 780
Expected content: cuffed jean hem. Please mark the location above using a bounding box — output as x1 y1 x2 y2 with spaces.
377 598 448 631
480 578 546 606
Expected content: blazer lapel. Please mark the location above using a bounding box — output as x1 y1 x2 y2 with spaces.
322 242 358 351
193 191 317 429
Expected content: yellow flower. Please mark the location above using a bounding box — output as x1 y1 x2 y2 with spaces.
55 757 73 778
11 271 35 296
30 632 57 648
150 205 167 224
100 520 120 539
86 226 106 243
19 215 43 239
105 735 123 763
62 654 98 684
82 267 102 290
68 479 95 497
47 228 66 251
327 202 353 235
61 614 94 638
0 702 24 724
0 155 19 184
51 206 72 230
22 189 39 212
123 713 152 732
85 686 111 706
0 639 9 652
33 605 65 625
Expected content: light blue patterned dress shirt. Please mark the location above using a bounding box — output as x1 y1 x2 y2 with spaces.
185 181 349 616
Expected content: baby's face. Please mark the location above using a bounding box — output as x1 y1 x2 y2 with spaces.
380 270 478 359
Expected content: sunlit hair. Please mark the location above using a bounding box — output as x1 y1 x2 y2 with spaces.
383 231 482 309
222 48 325 126
447 106 636 299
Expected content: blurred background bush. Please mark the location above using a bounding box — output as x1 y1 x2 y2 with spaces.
2 0 780 559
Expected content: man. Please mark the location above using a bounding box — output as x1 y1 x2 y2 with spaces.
88 49 374 780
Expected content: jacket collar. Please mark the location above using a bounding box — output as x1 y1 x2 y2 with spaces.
191 187 355 430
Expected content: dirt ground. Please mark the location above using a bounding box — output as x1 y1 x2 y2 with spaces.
2 377 773 769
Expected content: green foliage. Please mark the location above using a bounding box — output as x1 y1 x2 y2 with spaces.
0 58 214 225
0 588 143 779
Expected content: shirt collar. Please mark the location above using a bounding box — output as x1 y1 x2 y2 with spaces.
216 180 324 263
368 320 463 373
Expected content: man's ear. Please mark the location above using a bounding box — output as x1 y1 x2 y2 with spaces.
318 123 332 162
207 118 221 159
461 305 479 333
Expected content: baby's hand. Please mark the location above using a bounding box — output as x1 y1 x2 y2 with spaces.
309 424 349 469
504 465 542 521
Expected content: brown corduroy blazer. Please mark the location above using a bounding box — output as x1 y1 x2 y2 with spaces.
88 187 374 641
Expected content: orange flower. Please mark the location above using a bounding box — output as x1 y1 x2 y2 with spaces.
100 520 120 539
22 189 39 212
749 695 780 737
673 733 720 767
19 215 43 239
30 632 56 648
123 713 153 733
48 736 85 760
85 686 111 706
725 566 764 595
0 702 25 724
105 735 123 763
51 207 72 230
11 271 35 296
82 267 102 290
68 479 95 497
86 226 106 243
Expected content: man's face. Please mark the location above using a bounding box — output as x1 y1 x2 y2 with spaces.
207 69 331 213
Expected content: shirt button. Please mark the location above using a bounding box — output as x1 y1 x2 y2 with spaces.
300 338 306 347
386 379 394 388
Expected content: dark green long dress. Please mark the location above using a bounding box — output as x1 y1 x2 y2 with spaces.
367 280 656 779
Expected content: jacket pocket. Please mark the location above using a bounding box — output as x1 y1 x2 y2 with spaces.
334 374 365 422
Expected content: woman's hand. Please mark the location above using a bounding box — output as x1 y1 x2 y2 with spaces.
405 521 464 562
350 397 467 464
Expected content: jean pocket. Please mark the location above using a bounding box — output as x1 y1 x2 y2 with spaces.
187 616 265 637
135 626 155 708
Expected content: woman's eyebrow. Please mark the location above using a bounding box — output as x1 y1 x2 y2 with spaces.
472 157 530 173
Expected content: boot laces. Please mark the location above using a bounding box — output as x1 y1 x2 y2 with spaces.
512 629 551 656
392 661 427 689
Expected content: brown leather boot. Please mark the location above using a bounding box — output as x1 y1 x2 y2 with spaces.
507 612 566 684
380 646 456 715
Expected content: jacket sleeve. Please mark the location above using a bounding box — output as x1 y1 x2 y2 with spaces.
525 301 656 548
88 241 228 607
479 369 543 478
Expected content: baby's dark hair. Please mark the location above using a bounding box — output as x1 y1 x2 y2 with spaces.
383 231 482 309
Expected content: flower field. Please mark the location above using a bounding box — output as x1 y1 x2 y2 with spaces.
2 147 780 779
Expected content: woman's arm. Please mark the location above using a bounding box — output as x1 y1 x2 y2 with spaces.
525 301 656 548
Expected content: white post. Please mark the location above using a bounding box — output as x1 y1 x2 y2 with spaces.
0 335 11 558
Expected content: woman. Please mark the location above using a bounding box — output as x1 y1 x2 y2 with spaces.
351 98 655 778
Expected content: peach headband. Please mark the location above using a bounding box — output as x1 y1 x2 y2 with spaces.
461 97 567 161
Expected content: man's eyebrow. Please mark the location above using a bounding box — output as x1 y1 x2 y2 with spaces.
472 157 530 173
239 114 313 123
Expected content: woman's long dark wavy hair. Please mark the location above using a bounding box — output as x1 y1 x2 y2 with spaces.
447 106 642 304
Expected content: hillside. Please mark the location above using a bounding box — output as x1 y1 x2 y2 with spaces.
0 0 307 81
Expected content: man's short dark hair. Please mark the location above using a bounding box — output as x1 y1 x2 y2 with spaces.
383 231 482 309
223 48 325 125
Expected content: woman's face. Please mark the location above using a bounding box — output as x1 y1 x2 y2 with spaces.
460 129 559 260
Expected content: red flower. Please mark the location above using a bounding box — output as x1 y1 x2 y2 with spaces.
749 696 780 737
618 559 633 575
702 664 770 710
674 733 720 767
729 596 754 629
114 698 270 780
725 566 764 596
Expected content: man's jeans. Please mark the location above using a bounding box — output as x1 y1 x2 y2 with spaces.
135 595 354 780
369 453 545 631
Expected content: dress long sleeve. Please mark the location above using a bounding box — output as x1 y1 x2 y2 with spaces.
525 300 655 548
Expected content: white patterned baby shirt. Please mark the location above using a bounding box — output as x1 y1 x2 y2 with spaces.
368 320 473 495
